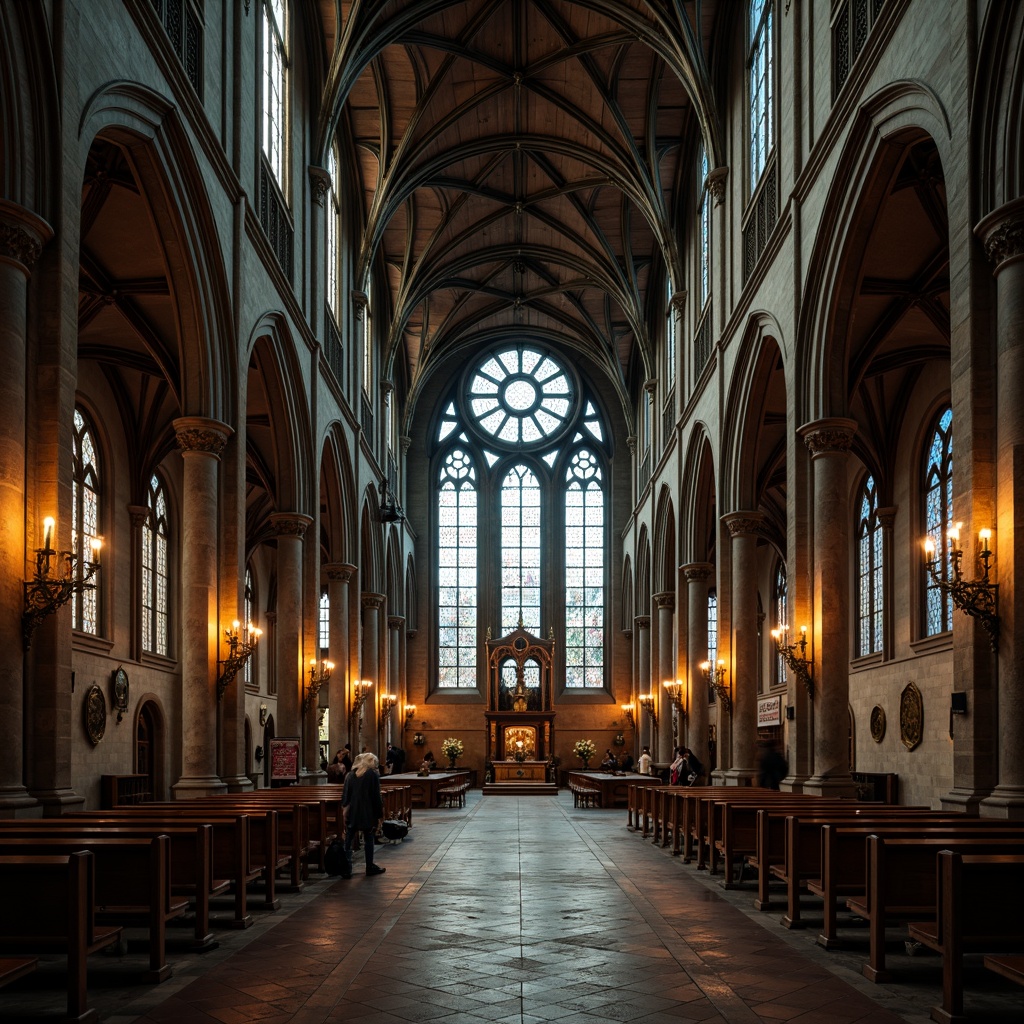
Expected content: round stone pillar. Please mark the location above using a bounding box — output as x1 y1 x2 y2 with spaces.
723 513 764 785
978 201 1024 817
635 615 653 756
269 513 313 754
654 592 676 760
386 615 404 748
172 417 232 798
684 563 714 776
324 563 354 762
0 201 51 813
799 418 858 796
360 593 386 753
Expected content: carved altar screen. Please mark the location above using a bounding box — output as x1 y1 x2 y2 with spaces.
485 627 555 761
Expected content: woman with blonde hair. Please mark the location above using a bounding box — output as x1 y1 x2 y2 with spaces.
340 752 386 877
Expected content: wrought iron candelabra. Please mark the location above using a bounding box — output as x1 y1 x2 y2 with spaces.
924 524 999 651
638 693 658 729
662 679 686 717
23 518 103 650
700 659 731 713
620 702 635 729
217 619 262 700
770 624 813 699
302 658 334 713
350 679 373 727
378 693 397 725
404 702 417 722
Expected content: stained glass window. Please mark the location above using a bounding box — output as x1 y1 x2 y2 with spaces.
707 590 718 703
773 562 787 684
857 475 884 655
262 0 287 188
142 472 169 655
924 407 953 636
749 0 774 191
501 464 541 634
319 589 330 652
699 148 710 309
665 276 676 386
244 568 256 687
565 449 604 687
72 408 101 635
438 447 477 687
326 146 339 316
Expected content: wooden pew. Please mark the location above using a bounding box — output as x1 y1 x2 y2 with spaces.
0 835 179 982
0 956 38 990
907 852 1024 1023
846 835 1024 982
0 852 122 1023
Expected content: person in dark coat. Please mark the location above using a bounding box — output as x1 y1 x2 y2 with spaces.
341 752 386 876
386 742 406 775
681 748 703 786
340 744 353 772
757 740 788 790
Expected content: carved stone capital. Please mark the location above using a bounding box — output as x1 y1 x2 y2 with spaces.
127 504 151 530
323 561 355 584
683 561 714 584
723 510 766 539
635 615 651 630
380 378 394 397
399 435 412 455
708 166 729 207
653 591 675 612
361 592 386 611
173 416 232 456
269 512 313 538
644 378 658 395
352 290 368 320
388 615 405 631
626 435 637 456
621 628 633 640
0 199 52 271
876 505 898 529
308 165 332 206
798 417 857 458
669 292 687 317
976 198 1024 270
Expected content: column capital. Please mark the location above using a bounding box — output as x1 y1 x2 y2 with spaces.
0 199 52 273
682 561 715 583
708 166 729 206
362 592 386 611
626 435 637 456
798 417 857 458
722 510 766 538
669 291 687 317
388 615 405 631
399 435 412 454
308 165 331 206
635 615 651 630
173 416 232 456
876 505 898 529
323 561 356 583
644 378 658 395
352 290 368 320
976 197 1024 271
269 512 313 537
653 591 675 612
127 504 151 529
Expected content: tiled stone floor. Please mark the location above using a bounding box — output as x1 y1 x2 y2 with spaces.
2 791 1022 1023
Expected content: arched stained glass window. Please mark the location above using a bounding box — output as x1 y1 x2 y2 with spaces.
773 562 787 684
707 590 718 703
319 589 330 652
501 463 541 634
749 0 774 191
699 148 710 310
142 472 169 655
72 408 101 635
438 447 477 687
857 475 883 655
244 568 256 688
565 449 604 688
665 276 676 386
924 407 953 635
326 146 339 317
261 0 288 188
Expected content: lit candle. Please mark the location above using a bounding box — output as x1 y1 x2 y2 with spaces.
979 528 991 556
43 517 54 551
924 537 935 558
948 522 962 545
699 661 709 673
89 537 102 564
233 619 241 633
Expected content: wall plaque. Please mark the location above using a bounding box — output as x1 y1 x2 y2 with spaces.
870 705 886 743
84 684 106 745
899 682 923 751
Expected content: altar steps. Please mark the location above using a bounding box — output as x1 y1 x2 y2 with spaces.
481 782 559 796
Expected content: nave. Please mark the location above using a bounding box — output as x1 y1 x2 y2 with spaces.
3 793 1022 1024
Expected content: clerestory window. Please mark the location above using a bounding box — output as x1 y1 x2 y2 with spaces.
72 407 101 635
856 475 883 655
923 407 953 636
142 472 169 656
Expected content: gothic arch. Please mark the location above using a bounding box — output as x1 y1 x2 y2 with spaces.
680 426 717 566
636 526 651 617
653 485 676 595
318 422 357 564
359 485 385 596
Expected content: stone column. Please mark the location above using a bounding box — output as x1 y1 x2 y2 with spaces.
723 513 764 785
635 615 652 757
269 513 313 754
684 563 714 774
799 418 858 797
978 201 1024 817
386 615 404 748
172 418 232 798
654 592 676 759
360 593 385 753
324 563 354 763
0 201 51 814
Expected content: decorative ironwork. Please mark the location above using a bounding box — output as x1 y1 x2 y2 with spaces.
620 702 635 729
378 693 397 725
700 660 731 714
770 624 813 699
302 658 334 714
217 619 262 700
662 680 685 718
350 679 373 727
923 524 999 650
742 157 778 283
85 684 106 746
638 693 658 729
258 160 293 281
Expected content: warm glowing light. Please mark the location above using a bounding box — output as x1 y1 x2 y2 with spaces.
43 517 54 551
924 537 936 557
89 537 102 563
699 660 710 672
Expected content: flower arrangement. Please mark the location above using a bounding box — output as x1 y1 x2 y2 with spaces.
440 736 464 767
573 739 597 766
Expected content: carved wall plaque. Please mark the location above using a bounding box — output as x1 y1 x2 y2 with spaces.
85 684 106 745
869 705 886 743
899 682 923 751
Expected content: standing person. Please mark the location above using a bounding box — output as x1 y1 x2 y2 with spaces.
681 747 703 786
757 740 788 790
340 744 353 773
327 750 346 783
341 752 386 877
669 746 685 785
386 742 406 775
637 746 652 775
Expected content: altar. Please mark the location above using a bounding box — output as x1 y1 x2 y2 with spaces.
492 760 547 783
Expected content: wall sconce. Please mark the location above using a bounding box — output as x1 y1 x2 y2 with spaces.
23 517 103 650
302 658 334 713
378 478 406 523
217 619 262 700
404 703 417 722
350 679 373 724
379 693 397 724
620 702 635 729
924 523 999 650
700 659 731 713
638 693 658 728
770 624 813 699
662 679 685 716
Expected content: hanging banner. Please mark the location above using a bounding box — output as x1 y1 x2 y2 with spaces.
758 694 782 727
269 736 300 783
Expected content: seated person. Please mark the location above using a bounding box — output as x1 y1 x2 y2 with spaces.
619 752 634 772
600 749 618 771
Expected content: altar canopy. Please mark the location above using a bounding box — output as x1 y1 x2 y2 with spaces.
484 626 555 762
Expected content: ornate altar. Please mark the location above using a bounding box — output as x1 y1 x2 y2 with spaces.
484 625 556 765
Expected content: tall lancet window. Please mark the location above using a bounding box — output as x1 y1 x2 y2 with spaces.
501 463 541 634
924 406 954 636
438 447 478 687
326 145 340 318
244 568 256 688
262 0 288 188
565 449 604 687
857 475 884 655
748 0 774 190
773 561 787 684
142 472 169 655
698 148 711 309
707 590 718 703
72 408 101 635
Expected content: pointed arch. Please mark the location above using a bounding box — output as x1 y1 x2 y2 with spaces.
653 484 676 595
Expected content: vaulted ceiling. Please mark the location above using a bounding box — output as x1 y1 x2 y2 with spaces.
321 1 728 410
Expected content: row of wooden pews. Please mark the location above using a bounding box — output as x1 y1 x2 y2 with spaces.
626 783 1024 1022
0 782 412 1022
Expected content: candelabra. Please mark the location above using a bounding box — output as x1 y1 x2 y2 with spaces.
924 523 999 651
217 619 263 700
302 658 334 713
404 703 417 722
638 693 658 729
620 702 635 729
350 679 373 726
379 693 398 725
770 624 813 699
23 517 102 650
700 659 731 713
662 679 686 717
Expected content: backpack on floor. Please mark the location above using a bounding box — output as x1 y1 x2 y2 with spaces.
380 819 409 843
324 838 348 875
